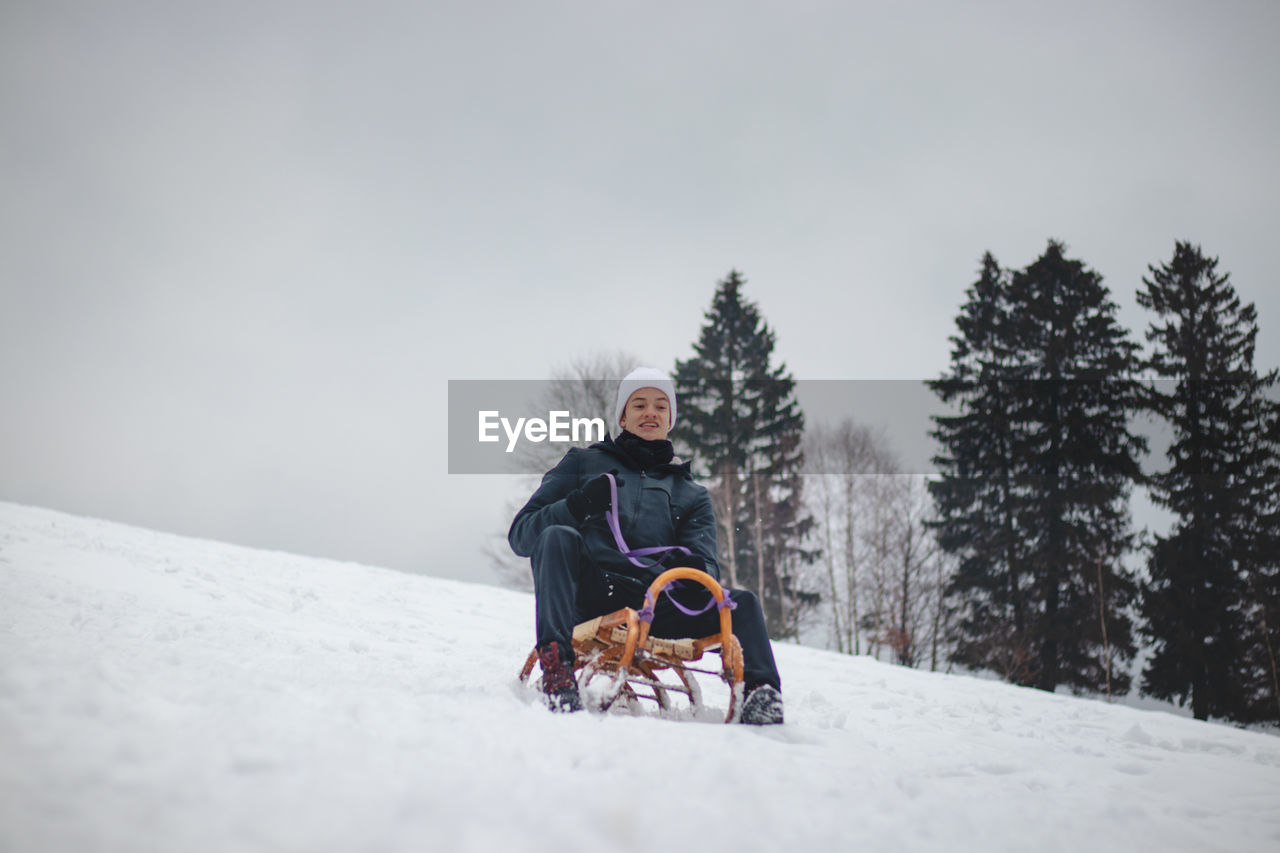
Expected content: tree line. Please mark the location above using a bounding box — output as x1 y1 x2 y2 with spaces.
670 247 1279 726
929 241 1278 724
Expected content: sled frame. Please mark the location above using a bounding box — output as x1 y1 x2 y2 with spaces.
519 568 746 723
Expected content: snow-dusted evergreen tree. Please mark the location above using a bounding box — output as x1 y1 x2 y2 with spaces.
1250 408 1280 723
674 270 817 638
929 254 1033 681
932 243 1144 694
1006 243 1145 695
1137 242 1280 723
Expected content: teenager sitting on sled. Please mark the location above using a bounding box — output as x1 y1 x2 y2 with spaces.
508 367 784 724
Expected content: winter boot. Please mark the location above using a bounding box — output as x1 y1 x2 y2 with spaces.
739 683 784 725
537 641 582 713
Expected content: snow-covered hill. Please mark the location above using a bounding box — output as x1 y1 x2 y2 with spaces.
2 503 1278 853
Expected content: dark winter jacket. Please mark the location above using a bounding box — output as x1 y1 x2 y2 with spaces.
508 433 721 585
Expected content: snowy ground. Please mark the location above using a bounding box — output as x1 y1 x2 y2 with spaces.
2 502 1278 853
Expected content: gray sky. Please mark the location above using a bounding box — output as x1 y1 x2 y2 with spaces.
3 0 1278 584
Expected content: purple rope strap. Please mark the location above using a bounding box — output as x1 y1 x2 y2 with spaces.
636 586 736 624
603 473 736 623
603 473 690 569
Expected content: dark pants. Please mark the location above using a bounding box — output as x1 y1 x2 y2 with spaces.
529 525 781 691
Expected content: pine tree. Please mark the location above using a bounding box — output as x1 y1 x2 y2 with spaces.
1137 242 1280 722
931 243 1144 694
674 270 818 637
1248 407 1280 723
929 254 1035 681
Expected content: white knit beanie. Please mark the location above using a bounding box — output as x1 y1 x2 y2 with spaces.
614 367 677 432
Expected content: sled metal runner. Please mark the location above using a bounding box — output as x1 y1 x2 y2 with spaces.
519 568 746 722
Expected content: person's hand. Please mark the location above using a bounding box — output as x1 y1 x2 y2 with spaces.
566 474 615 523
664 552 706 573
680 553 707 573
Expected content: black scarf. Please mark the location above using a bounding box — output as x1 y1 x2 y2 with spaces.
614 430 675 470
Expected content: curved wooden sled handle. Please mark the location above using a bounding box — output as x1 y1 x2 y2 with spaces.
625 567 744 689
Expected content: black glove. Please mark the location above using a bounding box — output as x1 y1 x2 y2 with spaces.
565 474 615 523
663 552 706 573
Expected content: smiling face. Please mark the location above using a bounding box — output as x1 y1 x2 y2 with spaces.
619 388 671 441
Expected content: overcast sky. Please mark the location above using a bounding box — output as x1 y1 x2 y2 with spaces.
3 0 1278 584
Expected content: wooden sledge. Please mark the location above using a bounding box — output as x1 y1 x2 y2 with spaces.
519 567 745 722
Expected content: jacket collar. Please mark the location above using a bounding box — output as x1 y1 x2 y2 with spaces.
593 433 693 479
